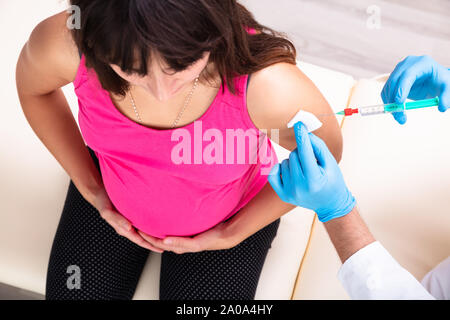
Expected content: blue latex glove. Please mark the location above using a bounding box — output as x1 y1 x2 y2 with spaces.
268 122 356 223
382 55 450 125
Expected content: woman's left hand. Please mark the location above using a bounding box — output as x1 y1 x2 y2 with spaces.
137 221 239 254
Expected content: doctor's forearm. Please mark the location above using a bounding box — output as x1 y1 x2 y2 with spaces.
224 182 296 244
323 207 376 263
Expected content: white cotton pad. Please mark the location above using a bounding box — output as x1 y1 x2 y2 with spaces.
287 110 323 132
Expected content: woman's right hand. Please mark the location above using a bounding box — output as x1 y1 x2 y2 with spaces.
382 55 450 124
93 187 165 253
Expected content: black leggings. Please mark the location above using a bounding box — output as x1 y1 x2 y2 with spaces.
45 146 281 300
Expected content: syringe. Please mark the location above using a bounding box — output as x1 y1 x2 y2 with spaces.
337 97 440 117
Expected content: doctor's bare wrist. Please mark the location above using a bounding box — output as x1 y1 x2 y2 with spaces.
323 206 376 263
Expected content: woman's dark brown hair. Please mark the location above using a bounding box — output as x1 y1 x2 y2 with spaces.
70 0 297 97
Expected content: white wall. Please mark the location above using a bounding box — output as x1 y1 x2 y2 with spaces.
0 0 79 151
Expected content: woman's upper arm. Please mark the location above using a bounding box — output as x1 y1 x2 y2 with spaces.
16 11 80 97
246 62 343 162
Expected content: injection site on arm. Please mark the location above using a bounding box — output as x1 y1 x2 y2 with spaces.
287 109 323 131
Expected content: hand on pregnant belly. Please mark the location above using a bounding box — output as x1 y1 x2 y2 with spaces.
137 219 238 254
93 187 165 253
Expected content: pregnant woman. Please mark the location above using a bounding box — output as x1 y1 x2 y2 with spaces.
16 0 342 300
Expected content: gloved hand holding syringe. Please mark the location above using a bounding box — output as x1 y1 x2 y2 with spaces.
310 55 449 122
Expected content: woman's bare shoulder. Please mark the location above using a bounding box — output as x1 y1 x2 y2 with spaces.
246 62 342 158
246 62 324 130
16 11 80 95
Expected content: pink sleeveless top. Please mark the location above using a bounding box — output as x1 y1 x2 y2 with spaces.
74 56 278 239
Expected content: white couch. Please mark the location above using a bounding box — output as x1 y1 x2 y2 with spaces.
2 1 449 300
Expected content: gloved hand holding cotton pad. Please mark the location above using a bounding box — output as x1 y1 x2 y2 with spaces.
287 110 323 132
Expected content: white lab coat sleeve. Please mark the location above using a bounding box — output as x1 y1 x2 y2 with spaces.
421 256 450 300
337 241 435 300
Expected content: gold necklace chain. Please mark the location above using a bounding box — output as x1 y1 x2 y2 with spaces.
129 76 200 129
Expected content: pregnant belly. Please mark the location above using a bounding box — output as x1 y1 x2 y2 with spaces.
101 167 245 239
